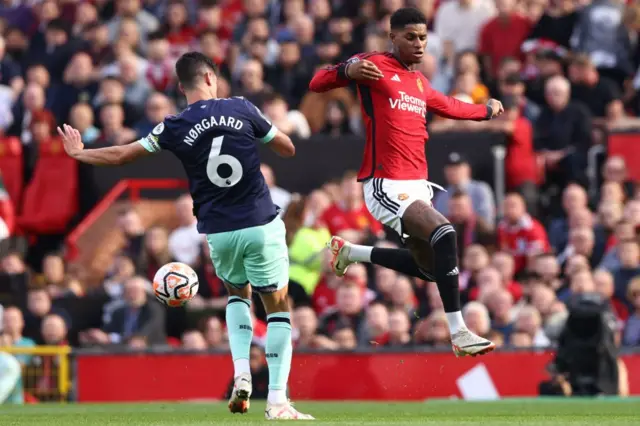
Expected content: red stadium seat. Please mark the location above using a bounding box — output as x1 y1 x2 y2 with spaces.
0 136 24 206
16 138 78 235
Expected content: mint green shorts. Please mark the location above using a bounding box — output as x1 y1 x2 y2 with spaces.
206 217 289 293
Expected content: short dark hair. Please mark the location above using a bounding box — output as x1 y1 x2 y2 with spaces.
175 52 219 90
147 30 167 42
390 7 427 30
47 18 70 35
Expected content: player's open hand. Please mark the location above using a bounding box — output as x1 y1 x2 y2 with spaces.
57 123 84 158
487 99 504 118
346 60 384 81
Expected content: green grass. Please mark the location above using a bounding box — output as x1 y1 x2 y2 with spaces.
2 399 640 425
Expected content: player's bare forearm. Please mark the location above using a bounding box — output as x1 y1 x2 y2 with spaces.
71 145 138 166
59 124 151 166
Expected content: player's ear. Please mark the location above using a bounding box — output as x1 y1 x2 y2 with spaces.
178 82 185 94
204 72 216 87
389 31 396 43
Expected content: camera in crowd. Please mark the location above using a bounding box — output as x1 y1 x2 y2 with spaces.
540 293 620 397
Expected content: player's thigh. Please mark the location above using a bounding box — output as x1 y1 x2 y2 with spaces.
402 200 449 241
242 217 290 295
364 178 445 240
206 232 249 291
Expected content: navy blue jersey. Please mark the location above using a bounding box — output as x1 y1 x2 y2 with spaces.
139 97 279 234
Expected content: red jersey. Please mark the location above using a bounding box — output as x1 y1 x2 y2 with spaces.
505 117 538 189
319 202 383 236
309 52 491 181
497 215 550 273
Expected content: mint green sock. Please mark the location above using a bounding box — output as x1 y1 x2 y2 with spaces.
226 296 253 377
266 312 292 399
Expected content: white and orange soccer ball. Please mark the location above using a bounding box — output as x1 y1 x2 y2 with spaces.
152 262 200 307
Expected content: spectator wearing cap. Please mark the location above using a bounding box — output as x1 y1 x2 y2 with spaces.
483 94 538 215
568 54 622 118
478 0 531 78
498 192 550 274
535 75 592 189
433 152 496 225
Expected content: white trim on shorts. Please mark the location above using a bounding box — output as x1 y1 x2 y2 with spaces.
363 178 444 237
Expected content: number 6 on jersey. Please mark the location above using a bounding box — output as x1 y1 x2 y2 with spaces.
207 135 243 187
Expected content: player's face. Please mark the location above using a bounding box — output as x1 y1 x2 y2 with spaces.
390 24 427 65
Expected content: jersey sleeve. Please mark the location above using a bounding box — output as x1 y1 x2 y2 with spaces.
308 53 372 92
425 80 491 121
241 98 278 144
137 121 172 153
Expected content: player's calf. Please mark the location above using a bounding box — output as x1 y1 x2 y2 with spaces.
225 283 254 413
260 287 294 407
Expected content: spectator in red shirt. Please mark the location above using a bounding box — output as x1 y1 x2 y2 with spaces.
319 171 383 242
478 0 531 77
161 1 197 60
485 95 538 215
498 192 550 274
491 251 524 301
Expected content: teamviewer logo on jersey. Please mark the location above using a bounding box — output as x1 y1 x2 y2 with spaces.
389 91 427 116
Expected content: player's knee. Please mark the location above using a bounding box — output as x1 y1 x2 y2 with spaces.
225 283 251 299
429 224 458 264
261 285 289 314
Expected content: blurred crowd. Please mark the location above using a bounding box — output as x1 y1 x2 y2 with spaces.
0 0 640 367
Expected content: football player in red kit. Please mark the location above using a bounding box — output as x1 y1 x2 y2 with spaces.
309 7 503 357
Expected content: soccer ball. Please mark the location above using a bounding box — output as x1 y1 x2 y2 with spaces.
152 262 200 307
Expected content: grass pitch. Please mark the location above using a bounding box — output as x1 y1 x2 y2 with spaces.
2 399 640 425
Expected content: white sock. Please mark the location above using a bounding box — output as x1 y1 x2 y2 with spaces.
234 358 250 378
347 244 373 262
446 311 465 335
267 389 288 405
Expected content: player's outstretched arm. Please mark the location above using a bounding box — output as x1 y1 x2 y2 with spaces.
58 124 151 166
309 57 383 92
425 84 504 121
268 130 295 158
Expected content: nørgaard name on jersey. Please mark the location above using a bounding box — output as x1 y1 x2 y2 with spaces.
183 116 244 145
389 91 426 116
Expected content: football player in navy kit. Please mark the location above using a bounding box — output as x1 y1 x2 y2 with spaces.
57 52 313 420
